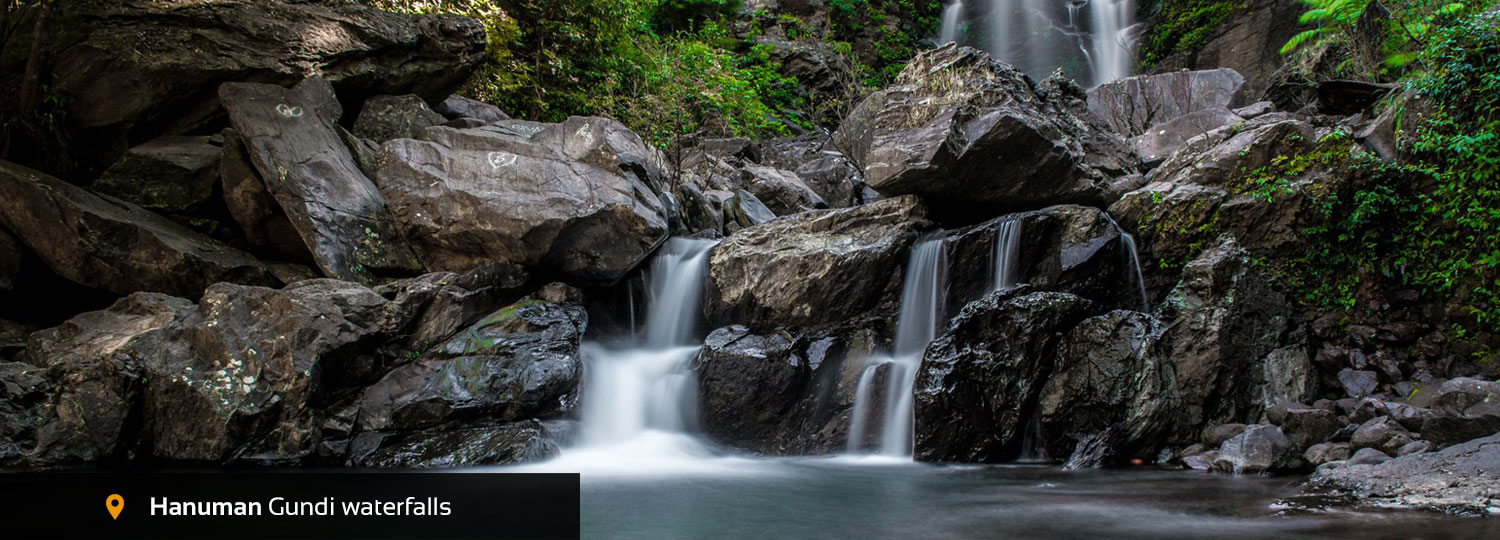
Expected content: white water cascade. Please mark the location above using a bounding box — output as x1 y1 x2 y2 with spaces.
1121 232 1149 311
543 237 728 473
847 237 950 457
993 218 1023 291
940 0 1136 87
1089 0 1134 86
939 0 965 44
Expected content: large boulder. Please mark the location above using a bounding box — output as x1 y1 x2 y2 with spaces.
693 326 809 452
1212 424 1299 474
220 78 424 284
914 290 1099 462
1420 378 1500 447
1036 311 1179 462
355 292 585 433
1086 68 1248 137
92 136 222 213
706 196 930 330
1307 432 1500 514
832 45 1134 210
0 161 277 298
433 96 509 124
349 420 565 468
1146 0 1305 102
5 0 487 173
377 118 670 284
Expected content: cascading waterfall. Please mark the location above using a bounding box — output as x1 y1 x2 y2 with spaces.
1088 0 1134 86
568 237 719 463
1120 232 1149 312
939 0 965 44
993 218 1023 291
847 236 949 457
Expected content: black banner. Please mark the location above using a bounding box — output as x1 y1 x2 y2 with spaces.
0 472 579 539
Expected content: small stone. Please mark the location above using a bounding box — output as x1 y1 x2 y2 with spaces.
1304 442 1351 466
1347 447 1392 466
1396 440 1431 456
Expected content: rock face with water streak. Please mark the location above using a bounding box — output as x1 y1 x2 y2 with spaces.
706 196 930 329
693 326 809 451
0 161 277 299
221 77 424 284
942 205 1137 310
376 118 670 284
832 45 1135 210
914 290 1099 462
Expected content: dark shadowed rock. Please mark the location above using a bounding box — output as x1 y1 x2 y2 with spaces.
0 360 48 464
355 294 584 433
944 205 1137 310
914 291 1098 462
725 190 778 233
1037 311 1177 461
833 45 1133 210
706 196 929 330
1203 423 1248 447
1280 407 1340 451
377 117 669 284
353 95 447 142
221 78 424 284
92 136 221 212
350 420 564 468
14 0 486 172
433 96 509 123
219 129 311 262
373 265 530 351
1213 424 1298 474
0 228 19 292
0 161 276 298
1316 80 1397 115
1086 68 1247 137
694 326 807 451
1307 433 1500 514
1420 377 1500 447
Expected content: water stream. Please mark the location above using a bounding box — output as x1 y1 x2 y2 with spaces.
939 0 1137 86
993 217 1023 291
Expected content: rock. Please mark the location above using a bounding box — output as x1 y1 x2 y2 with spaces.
1338 369 1380 398
1396 440 1432 456
0 228 19 292
1262 346 1317 410
1304 442 1351 466
1146 0 1306 101
1308 432 1500 514
433 96 509 124
373 266 529 350
1420 377 1500 447
725 190 778 232
355 294 585 432
676 141 827 216
1183 451 1217 471
1154 238 1294 435
92 136 221 212
19 0 486 173
0 360 48 460
353 95 447 142
1280 408 1340 451
1037 311 1177 461
218 129 311 261
1316 80 1398 115
1350 398 1390 424
1129 109 1245 166
1203 423 1248 447
377 117 669 283
914 291 1098 462
833 45 1133 210
1356 105 1398 162
1212 424 1298 474
350 420 563 468
1233 101 1274 119
1346 447 1393 466
1331 423 1359 443
1350 416 1414 455
694 326 807 451
707 196 929 330
0 161 277 298
1086 68 1247 137
220 78 424 283
943 205 1137 310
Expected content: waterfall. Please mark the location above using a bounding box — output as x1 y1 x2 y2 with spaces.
1120 232 1149 312
993 218 1023 291
573 237 718 451
847 236 949 457
939 0 965 44
1089 0 1134 86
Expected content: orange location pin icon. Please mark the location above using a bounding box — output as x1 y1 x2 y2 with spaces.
106 494 124 520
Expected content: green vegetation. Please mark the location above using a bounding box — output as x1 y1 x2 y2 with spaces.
1280 0 1469 71
361 0 938 146
1139 0 1242 68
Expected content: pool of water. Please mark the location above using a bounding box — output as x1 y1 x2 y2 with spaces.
526 453 1494 540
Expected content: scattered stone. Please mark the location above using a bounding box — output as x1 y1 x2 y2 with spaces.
1308 433 1500 515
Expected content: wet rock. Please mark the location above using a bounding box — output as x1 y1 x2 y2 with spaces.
22 0 486 173
433 96 509 124
1203 423 1247 447
377 117 669 284
914 291 1098 462
1182 451 1217 471
1087 68 1248 137
1037 311 1177 461
0 161 277 298
92 136 221 212
694 326 807 452
1304 442 1350 466
1308 432 1500 514
221 78 424 284
707 196 929 330
1420 377 1500 448
355 294 585 432
1281 408 1340 451
1350 416 1414 455
1346 447 1393 465
943 205 1137 310
353 95 446 142
350 420 563 468
374 266 529 350
1212 424 1298 474
833 45 1133 210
